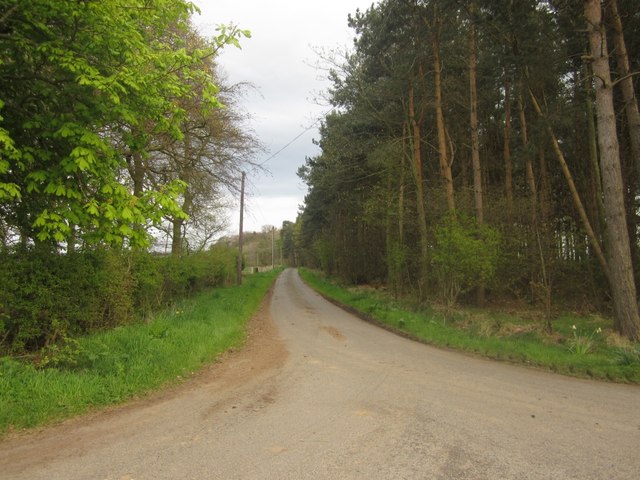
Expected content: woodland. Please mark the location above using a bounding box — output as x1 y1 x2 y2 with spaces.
2 0 640 355
0 1 259 353
294 0 640 341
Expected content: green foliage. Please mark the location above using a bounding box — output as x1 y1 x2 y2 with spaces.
297 111 389 284
0 248 119 352
432 212 501 306
0 0 249 248
312 238 335 275
0 247 237 355
38 335 84 370
387 241 409 297
0 270 278 434
280 220 296 265
614 345 640 366
296 0 640 329
567 324 602 355
158 247 236 302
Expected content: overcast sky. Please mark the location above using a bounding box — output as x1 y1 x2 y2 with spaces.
191 0 373 233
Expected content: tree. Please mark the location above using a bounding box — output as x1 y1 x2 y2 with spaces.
0 0 248 249
150 55 261 254
585 0 639 340
431 4 456 213
432 212 500 308
606 0 640 186
281 220 296 265
345 0 436 295
468 0 483 224
298 0 640 336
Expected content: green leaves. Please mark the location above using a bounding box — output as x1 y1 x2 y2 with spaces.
0 0 248 248
85 200 99 217
33 210 70 243
215 24 252 50
432 212 501 306
0 183 20 201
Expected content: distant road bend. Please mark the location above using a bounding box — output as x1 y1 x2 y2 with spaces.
1 268 639 479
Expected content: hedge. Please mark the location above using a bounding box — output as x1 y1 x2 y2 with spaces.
0 245 237 355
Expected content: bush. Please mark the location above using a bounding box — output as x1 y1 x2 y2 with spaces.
0 248 108 352
0 246 238 355
432 212 501 306
129 251 165 318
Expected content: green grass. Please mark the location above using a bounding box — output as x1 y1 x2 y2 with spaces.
0 270 280 436
299 268 640 383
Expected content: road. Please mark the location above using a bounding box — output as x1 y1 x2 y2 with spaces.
1 268 639 479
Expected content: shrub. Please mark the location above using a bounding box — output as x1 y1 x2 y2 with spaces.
432 212 501 306
129 251 165 317
0 245 239 355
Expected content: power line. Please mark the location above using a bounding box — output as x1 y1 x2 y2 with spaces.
257 111 332 167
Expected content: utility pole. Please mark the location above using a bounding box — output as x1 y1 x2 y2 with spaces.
271 226 275 270
236 172 245 285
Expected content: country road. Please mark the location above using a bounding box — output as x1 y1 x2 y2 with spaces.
1 268 639 479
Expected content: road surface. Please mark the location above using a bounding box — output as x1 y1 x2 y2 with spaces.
1 268 639 479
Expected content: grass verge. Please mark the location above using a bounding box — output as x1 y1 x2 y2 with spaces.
0 270 280 436
299 268 640 384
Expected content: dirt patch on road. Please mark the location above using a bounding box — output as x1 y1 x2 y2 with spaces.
191 288 288 391
321 325 347 342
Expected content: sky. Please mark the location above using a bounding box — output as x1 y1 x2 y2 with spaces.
191 0 373 234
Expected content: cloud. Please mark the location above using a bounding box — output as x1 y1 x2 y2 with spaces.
192 0 370 232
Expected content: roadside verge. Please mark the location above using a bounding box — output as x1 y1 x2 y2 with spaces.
0 270 281 436
298 268 640 384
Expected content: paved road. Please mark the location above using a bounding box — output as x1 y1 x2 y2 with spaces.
1 268 639 479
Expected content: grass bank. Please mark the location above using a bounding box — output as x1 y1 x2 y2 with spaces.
0 270 280 436
299 268 640 383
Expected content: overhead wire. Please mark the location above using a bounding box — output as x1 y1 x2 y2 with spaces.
257 109 335 166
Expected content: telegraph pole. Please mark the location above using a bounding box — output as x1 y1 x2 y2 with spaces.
236 172 245 285
271 226 275 270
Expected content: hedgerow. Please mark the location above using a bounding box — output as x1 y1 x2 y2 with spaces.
0 246 237 355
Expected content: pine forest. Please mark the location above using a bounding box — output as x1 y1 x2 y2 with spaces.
294 0 640 341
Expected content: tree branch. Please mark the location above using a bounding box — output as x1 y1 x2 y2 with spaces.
612 71 640 89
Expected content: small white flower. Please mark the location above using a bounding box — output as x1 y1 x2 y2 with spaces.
571 324 577 330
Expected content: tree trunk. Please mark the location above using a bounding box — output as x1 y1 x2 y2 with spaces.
517 82 531 205
529 87 611 284
237 172 245 285
469 0 483 224
584 62 605 237
171 187 193 255
408 86 429 299
586 0 640 341
130 153 145 198
538 149 552 229
171 218 184 255
433 10 455 212
607 0 640 184
385 163 395 295
469 0 485 306
398 144 406 296
386 147 405 299
519 84 543 306
503 71 513 212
